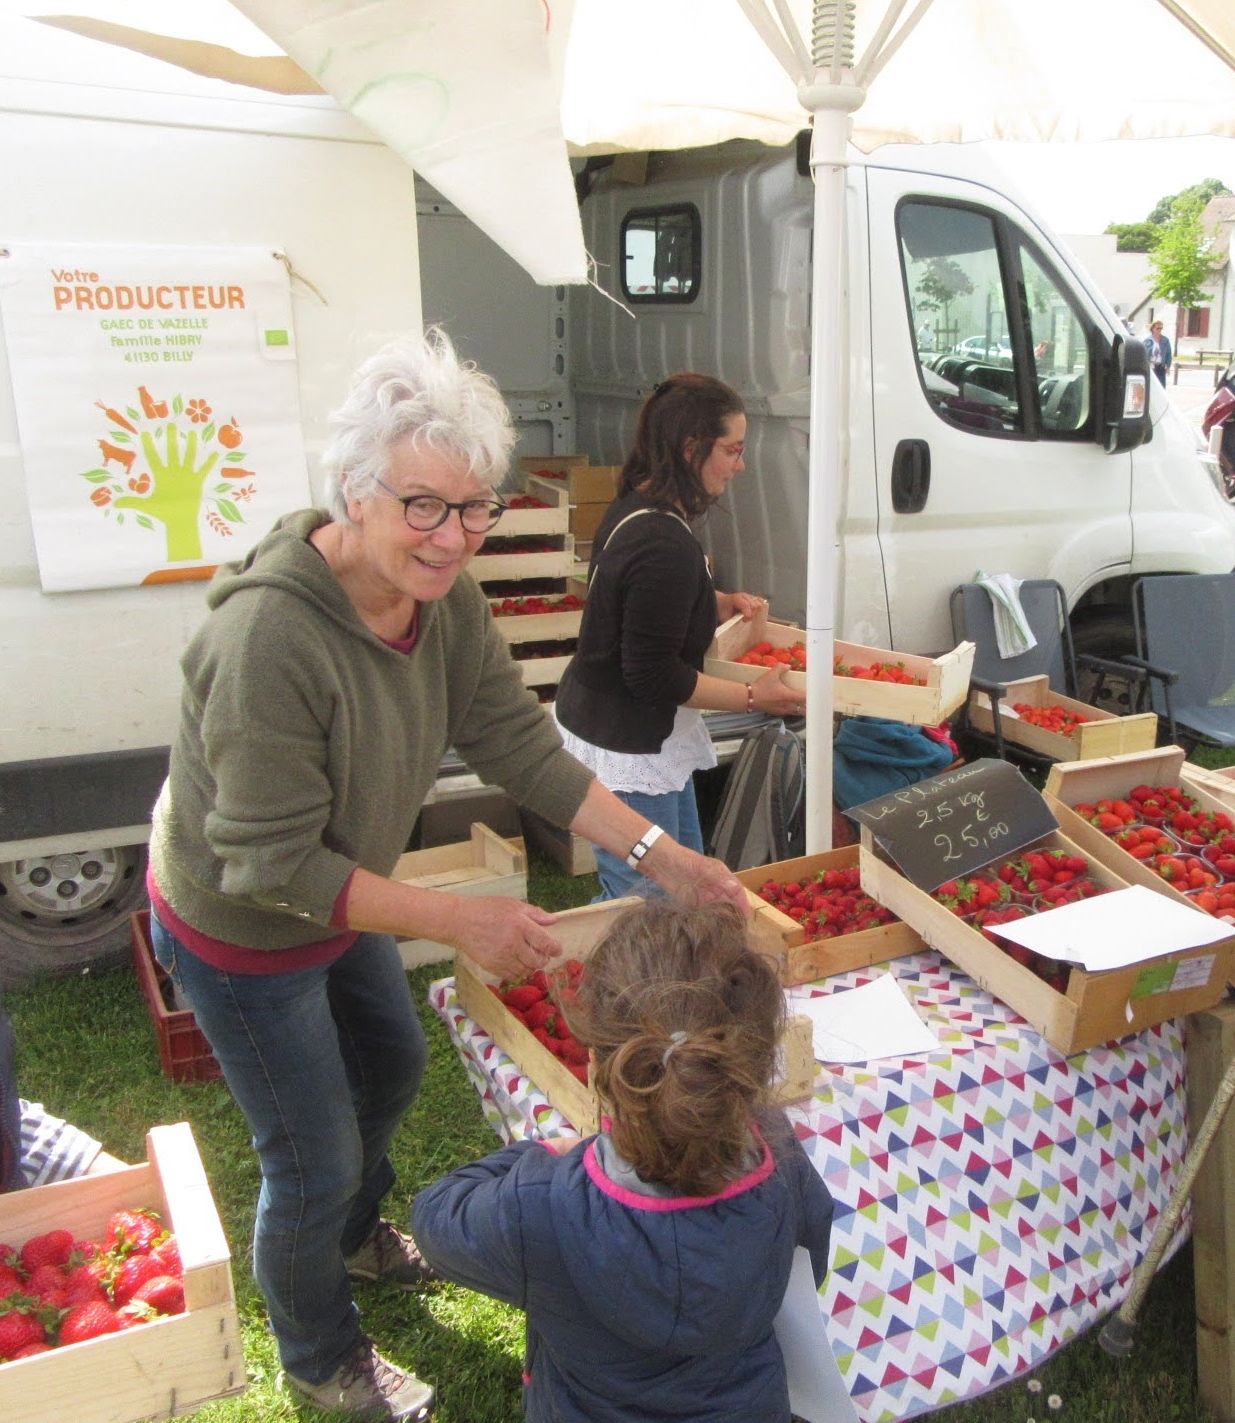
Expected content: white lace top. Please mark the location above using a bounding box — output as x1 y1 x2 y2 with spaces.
554 703 717 796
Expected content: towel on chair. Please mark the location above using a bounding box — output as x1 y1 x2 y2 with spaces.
975 570 1037 658
833 717 958 812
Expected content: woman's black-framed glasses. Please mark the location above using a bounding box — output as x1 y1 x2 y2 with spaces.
374 476 507 533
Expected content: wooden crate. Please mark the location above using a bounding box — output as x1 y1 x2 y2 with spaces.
453 901 818 1134
968 674 1158 762
735 845 923 985
1043 747 1234 912
859 824 1234 1054
1182 762 1235 814
392 825 526 968
496 476 570 538
517 453 590 484
519 806 598 876
524 463 619 505
0 1123 245 1423
516 652 574 689
705 608 975 725
490 578 587 644
472 539 577 584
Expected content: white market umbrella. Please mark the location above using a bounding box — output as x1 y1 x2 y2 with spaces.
17 0 1235 850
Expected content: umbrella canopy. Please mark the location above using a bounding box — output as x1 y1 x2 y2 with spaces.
14 2 1235 284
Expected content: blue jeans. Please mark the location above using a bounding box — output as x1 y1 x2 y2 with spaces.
149 915 426 1383
593 781 704 901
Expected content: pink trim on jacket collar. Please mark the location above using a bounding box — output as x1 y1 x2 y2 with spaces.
582 1125 774 1211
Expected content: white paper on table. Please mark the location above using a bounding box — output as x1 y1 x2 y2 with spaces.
773 1248 860 1423
990 885 1232 969
788 973 939 1064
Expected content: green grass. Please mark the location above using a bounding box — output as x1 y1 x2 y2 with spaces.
1 829 1225 1421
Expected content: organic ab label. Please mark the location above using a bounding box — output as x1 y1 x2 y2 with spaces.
79 385 256 563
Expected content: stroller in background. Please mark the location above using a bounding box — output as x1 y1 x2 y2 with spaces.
1203 360 1235 498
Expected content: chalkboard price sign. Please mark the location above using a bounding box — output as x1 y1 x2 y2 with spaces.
847 758 1058 892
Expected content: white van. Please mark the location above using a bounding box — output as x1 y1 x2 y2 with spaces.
560 139 1235 662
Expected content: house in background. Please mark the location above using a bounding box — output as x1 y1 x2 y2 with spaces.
1063 196 1234 359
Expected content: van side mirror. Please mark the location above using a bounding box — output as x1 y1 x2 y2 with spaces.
1100 334 1151 453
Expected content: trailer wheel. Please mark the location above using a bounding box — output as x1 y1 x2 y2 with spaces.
0 845 147 988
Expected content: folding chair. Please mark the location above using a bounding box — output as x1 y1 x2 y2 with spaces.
949 578 1140 768
1128 572 1235 750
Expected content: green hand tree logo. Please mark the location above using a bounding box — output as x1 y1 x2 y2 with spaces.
79 385 256 564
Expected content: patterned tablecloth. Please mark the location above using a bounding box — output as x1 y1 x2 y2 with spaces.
427 948 1188 1423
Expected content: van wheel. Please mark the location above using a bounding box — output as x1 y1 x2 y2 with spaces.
1071 614 1139 715
0 846 147 988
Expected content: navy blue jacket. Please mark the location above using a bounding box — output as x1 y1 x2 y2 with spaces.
412 1126 832 1422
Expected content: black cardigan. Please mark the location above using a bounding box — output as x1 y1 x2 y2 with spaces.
555 494 716 754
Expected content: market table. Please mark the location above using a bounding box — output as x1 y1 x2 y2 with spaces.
428 948 1188 1423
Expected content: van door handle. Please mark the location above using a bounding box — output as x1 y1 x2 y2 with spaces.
891 439 931 513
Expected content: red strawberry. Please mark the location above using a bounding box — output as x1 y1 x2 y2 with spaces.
19 1229 74 1275
146 1238 182 1279
63 1264 108 1306
0 1265 24 1300
130 1274 185 1316
0 1303 46 1358
10 1341 52 1358
112 1252 167 1306
23 1264 68 1307
105 1209 163 1257
58 1300 122 1345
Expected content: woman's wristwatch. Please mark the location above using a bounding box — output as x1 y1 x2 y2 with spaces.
626 824 665 870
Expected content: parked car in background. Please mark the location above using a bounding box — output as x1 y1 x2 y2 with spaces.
953 334 1013 364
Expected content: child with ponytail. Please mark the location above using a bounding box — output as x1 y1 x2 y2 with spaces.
412 900 832 1422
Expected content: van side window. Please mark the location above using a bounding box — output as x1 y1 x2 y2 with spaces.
897 201 1022 436
621 204 701 303
1017 243 1092 438
898 199 1096 442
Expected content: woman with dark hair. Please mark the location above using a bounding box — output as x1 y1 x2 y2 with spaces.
554 373 806 900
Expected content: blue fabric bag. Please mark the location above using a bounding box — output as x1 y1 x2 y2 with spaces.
832 716 956 811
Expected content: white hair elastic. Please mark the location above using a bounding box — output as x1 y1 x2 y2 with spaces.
661 1030 688 1068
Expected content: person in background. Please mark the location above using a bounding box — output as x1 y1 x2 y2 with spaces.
1 996 125 1192
146 329 747 1423
1144 319 1173 386
412 899 833 1423
553 374 806 900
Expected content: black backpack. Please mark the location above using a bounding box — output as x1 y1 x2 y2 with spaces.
707 719 806 871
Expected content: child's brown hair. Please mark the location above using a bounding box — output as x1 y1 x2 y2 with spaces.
565 900 785 1197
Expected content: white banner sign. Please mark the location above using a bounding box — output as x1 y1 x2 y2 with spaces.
0 243 310 591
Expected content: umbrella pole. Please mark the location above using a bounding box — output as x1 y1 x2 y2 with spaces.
798 75 865 854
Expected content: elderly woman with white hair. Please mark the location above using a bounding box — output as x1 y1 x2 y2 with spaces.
146 328 746 1422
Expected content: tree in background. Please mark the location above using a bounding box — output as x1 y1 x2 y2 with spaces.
914 257 973 348
1104 178 1231 253
1104 221 1159 253
1146 178 1231 227
1147 194 1221 345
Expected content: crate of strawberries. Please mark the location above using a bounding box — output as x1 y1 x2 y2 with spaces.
734 845 922 986
848 756 1235 1053
966 673 1158 763
489 583 586 644
0 1122 244 1423
705 607 975 725
1044 747 1235 927
452 901 818 1134
494 485 570 538
860 823 1233 1054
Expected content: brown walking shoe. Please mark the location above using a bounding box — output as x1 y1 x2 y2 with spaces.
282 1337 434 1421
345 1219 439 1289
